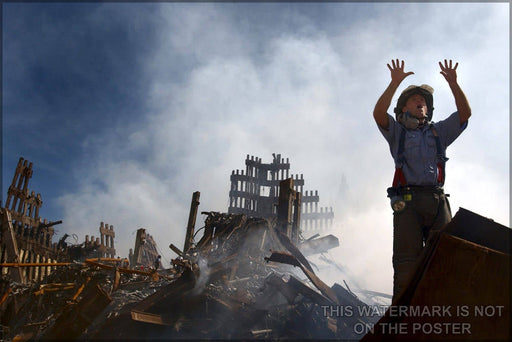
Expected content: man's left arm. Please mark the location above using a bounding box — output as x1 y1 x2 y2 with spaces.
439 59 472 125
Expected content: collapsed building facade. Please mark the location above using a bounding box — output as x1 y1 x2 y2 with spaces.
1 156 510 341
0 156 372 340
128 228 160 269
229 154 334 233
0 158 119 284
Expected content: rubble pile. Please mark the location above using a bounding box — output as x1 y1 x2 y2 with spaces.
1 160 380 340
2 157 509 341
0 259 171 340
82 212 376 340
1 212 376 340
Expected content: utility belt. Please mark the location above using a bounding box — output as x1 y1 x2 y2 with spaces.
387 185 447 213
389 125 449 213
396 185 445 195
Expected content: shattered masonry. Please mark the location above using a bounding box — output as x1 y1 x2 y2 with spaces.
3 155 507 341
2 155 379 340
229 154 334 232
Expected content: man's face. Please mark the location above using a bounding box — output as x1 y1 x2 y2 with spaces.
402 93 428 124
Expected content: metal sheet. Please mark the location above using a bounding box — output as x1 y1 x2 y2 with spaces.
363 209 511 341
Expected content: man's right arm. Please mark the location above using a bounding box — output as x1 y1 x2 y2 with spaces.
373 80 401 129
373 59 414 130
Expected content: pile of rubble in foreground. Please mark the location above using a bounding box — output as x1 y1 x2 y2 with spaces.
1 212 380 340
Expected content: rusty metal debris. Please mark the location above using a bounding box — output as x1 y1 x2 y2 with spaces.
1 156 379 340
362 208 511 341
128 228 160 269
3 156 508 340
229 154 334 232
79 206 371 340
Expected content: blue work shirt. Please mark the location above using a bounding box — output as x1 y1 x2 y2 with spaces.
378 112 467 186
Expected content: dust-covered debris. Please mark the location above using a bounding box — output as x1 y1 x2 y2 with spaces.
1 158 381 341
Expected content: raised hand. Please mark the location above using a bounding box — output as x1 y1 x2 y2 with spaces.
439 59 470 124
439 59 458 84
387 59 414 84
373 59 413 128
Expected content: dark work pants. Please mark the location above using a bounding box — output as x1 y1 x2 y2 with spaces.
392 191 452 301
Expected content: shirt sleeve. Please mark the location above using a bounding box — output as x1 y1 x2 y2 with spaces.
377 113 398 144
434 111 468 147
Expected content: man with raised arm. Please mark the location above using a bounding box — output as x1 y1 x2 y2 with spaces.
373 59 471 301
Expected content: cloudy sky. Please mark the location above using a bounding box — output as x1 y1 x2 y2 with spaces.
2 3 509 295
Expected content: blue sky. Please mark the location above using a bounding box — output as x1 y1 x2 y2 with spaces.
2 3 509 295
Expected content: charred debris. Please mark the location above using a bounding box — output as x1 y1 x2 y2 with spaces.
1 156 382 340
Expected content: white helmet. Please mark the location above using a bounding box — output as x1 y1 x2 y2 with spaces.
394 84 435 128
